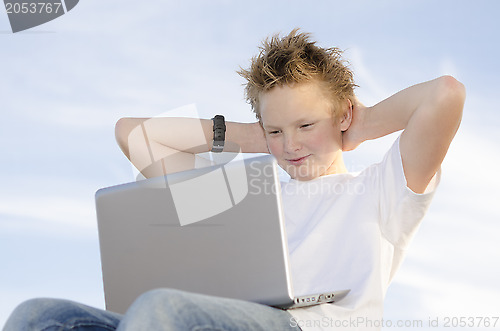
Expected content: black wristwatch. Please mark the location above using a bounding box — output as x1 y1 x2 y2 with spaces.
211 115 226 153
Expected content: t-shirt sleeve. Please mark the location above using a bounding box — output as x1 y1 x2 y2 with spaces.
376 135 441 248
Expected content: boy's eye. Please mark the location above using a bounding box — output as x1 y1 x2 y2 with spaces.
300 123 314 128
268 130 281 135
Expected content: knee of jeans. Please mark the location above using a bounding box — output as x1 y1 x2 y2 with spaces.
5 298 65 329
131 288 191 311
14 298 59 317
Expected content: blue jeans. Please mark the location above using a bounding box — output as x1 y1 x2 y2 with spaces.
3 288 301 331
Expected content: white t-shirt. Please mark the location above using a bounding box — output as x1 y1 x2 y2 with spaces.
283 136 440 331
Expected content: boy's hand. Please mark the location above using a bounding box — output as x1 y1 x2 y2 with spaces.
342 96 368 151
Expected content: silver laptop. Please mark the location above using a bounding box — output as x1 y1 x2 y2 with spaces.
95 154 349 314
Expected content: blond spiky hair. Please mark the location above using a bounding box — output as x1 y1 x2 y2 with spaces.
238 29 356 121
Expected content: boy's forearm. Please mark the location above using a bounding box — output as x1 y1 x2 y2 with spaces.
361 76 462 141
225 121 269 153
117 117 268 155
115 117 268 177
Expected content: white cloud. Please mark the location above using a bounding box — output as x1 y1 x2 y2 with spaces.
30 104 121 130
392 267 500 317
347 47 393 105
0 195 97 235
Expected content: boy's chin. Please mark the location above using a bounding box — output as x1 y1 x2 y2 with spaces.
285 167 321 181
291 175 318 181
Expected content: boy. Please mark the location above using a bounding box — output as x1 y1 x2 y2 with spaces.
4 29 464 330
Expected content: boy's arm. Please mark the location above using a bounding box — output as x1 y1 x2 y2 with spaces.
343 75 465 193
115 117 268 178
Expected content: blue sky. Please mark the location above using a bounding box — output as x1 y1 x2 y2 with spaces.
1 0 500 328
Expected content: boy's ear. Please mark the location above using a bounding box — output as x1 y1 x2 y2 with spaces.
340 99 353 132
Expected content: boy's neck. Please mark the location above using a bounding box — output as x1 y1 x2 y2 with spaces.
324 152 348 176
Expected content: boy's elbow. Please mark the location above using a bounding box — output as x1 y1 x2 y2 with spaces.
438 75 466 106
115 118 127 140
436 75 466 120
115 118 134 158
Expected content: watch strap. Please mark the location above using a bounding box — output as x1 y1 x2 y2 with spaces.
211 115 226 153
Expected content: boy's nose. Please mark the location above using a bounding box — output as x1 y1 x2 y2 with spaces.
283 133 301 153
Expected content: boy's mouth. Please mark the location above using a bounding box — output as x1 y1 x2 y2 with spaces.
286 154 311 165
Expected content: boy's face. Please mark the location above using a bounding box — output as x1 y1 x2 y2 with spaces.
259 81 347 181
